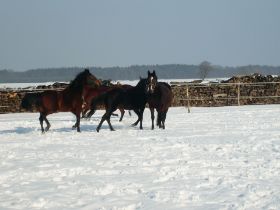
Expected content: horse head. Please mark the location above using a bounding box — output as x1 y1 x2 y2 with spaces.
147 70 158 94
69 69 101 91
85 69 102 88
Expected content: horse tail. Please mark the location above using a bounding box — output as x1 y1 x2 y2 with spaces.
20 92 41 111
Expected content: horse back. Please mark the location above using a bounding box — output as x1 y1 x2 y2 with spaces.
106 86 146 110
39 90 60 113
21 90 59 113
121 86 147 109
158 82 172 90
85 85 112 104
148 82 173 111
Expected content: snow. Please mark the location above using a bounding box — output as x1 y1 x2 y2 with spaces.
0 105 280 209
0 82 65 89
0 78 228 89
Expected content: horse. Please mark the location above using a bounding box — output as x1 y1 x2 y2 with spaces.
20 69 101 133
88 78 148 132
146 70 173 129
82 84 133 121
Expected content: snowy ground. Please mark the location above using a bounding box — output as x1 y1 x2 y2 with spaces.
0 105 280 210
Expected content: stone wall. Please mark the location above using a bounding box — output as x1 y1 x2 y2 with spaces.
1 74 280 114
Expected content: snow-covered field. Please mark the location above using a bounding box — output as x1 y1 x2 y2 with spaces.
0 105 280 210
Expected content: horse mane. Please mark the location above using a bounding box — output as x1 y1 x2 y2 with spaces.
136 78 147 88
67 69 90 91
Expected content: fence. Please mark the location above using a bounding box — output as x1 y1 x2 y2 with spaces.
1 80 280 114
170 81 280 112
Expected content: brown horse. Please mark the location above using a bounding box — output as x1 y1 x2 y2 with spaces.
20 69 101 133
146 70 173 129
82 84 133 121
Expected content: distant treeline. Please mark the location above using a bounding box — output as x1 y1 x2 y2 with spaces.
0 64 280 83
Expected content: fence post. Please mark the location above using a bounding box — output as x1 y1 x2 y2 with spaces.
186 85 191 113
237 82 240 106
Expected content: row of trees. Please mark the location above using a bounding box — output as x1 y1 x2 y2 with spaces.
0 63 279 83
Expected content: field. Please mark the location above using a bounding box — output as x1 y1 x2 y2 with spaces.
0 105 280 209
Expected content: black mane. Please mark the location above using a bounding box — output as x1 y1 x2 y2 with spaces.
135 78 147 88
68 69 90 91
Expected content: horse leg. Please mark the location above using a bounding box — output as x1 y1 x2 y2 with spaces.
119 108 125 122
71 112 81 132
86 102 97 119
161 111 167 129
157 112 162 128
76 114 81 132
39 113 45 133
139 107 145 130
96 109 113 132
112 113 119 117
96 116 105 132
156 112 160 126
106 115 115 131
81 109 86 118
72 122 77 129
85 109 96 119
131 109 140 126
150 107 155 130
44 116 51 132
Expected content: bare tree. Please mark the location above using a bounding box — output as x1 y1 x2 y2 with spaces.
199 61 212 80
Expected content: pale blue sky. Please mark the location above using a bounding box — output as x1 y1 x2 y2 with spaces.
1 0 280 71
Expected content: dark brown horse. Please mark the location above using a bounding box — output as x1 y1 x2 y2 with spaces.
82 84 133 121
20 69 101 133
88 78 148 132
147 70 173 129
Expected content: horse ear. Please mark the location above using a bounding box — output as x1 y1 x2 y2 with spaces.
84 69 90 73
153 70 156 75
147 70 151 75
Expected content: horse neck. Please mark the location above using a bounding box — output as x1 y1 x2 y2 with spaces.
62 84 84 99
83 85 104 100
135 79 147 90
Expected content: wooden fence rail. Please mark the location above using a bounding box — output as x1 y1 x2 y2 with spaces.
1 81 280 114
171 81 280 112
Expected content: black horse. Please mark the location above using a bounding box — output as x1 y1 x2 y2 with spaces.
146 70 173 129
87 78 148 132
